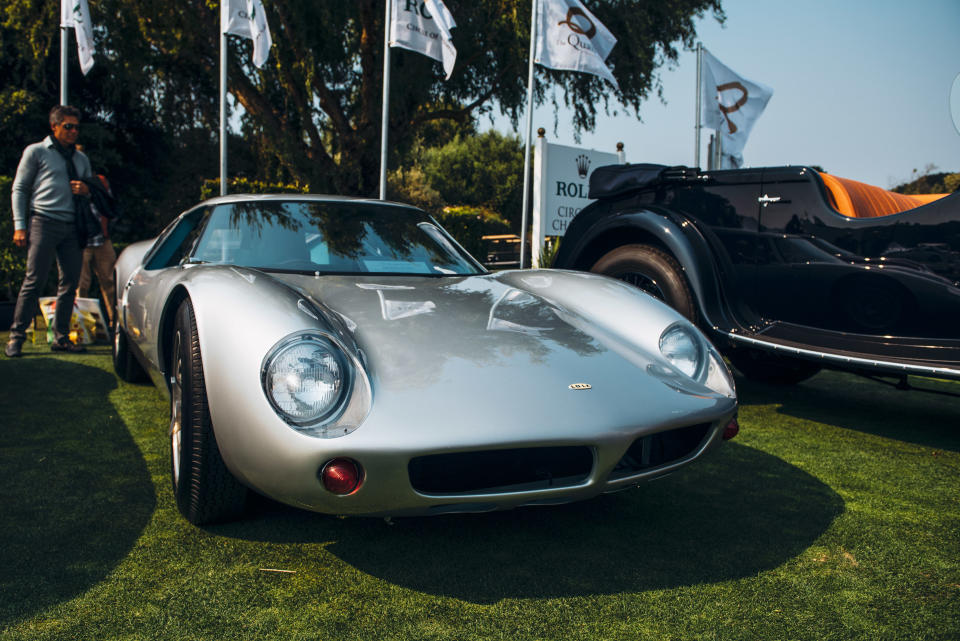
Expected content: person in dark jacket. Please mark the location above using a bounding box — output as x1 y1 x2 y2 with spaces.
5 105 92 357
76 172 118 328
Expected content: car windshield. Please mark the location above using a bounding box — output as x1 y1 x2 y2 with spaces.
189 200 483 276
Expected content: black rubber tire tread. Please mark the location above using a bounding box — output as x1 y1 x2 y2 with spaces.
172 298 247 525
113 318 148 382
590 244 697 322
727 348 821 385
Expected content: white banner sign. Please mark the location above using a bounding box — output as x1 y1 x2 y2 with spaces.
61 0 95 75
222 0 273 69
534 0 618 88
532 139 621 266
699 48 773 168
390 0 457 79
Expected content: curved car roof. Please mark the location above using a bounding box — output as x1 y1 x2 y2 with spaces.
198 193 416 209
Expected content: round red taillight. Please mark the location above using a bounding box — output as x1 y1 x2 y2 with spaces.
722 418 740 440
320 458 362 495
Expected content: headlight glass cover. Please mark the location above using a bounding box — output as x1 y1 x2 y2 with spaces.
657 322 735 397
659 324 703 378
262 333 351 426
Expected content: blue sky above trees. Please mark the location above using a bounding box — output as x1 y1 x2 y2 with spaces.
491 0 960 188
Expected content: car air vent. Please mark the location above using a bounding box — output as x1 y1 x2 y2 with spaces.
611 423 712 478
409 446 593 495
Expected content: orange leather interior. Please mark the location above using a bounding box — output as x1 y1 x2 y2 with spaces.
819 172 948 218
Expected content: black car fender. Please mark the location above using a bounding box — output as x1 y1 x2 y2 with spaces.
556 205 740 331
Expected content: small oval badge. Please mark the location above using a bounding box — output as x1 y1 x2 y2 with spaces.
569 383 592 390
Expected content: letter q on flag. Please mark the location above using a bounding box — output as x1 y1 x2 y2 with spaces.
222 0 273 69
699 48 773 166
535 0 618 88
61 0 95 75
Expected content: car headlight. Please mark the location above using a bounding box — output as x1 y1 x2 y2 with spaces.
262 333 352 427
659 324 703 378
658 323 735 397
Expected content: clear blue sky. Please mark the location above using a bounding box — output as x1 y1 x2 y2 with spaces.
488 0 960 188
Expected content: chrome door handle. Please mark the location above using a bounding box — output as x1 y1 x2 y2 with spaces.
758 194 782 206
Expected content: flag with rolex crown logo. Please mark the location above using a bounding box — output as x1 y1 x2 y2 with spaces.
222 0 273 68
60 0 95 75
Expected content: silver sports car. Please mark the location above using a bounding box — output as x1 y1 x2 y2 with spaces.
114 195 738 524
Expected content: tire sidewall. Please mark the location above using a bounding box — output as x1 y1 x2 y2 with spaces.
591 244 697 322
171 302 194 509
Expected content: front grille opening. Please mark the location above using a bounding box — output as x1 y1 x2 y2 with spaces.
611 422 711 478
409 446 594 495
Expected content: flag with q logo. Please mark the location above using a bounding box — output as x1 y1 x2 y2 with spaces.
700 48 773 167
60 0 95 75
534 0 618 88
222 0 273 69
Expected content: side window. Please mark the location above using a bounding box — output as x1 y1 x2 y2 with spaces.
144 208 210 270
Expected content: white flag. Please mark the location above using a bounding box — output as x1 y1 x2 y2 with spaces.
61 0 95 76
535 0 618 88
222 0 273 69
389 0 457 80
699 48 773 167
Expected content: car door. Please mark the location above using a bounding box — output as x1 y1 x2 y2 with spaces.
755 169 960 339
672 168 764 322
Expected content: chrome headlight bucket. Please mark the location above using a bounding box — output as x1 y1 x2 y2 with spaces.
655 322 736 398
262 332 353 431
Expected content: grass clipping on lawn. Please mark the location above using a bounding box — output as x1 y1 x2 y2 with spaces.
0 335 958 641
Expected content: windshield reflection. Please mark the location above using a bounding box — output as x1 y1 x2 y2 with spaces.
191 201 482 276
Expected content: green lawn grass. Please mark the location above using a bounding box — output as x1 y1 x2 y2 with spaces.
1 334 958 640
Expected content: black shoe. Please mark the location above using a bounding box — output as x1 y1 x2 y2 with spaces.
51 337 87 353
5 338 24 358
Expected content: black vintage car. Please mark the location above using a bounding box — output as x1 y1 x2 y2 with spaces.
553 163 960 385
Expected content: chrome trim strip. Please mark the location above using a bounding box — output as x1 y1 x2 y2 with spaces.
722 331 960 378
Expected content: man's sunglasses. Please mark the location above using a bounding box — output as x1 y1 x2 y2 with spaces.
60 123 80 131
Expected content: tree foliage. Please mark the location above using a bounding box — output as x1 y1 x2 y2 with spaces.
422 131 525 226
892 168 960 195
7 1 721 193
1 0 723 228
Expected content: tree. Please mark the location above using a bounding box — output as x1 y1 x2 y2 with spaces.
421 130 524 226
0 0 250 240
87 0 722 196
1 0 724 209
892 166 960 195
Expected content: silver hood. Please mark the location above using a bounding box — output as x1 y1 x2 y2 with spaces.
264 269 733 446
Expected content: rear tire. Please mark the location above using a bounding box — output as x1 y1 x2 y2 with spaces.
170 298 247 525
591 244 697 322
727 348 821 385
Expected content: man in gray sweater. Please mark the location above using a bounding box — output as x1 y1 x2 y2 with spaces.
5 105 93 357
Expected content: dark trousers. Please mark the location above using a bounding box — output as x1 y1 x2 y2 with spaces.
9 215 82 343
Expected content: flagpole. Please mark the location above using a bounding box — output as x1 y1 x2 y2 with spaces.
694 42 702 168
60 20 68 104
379 0 392 200
519 0 538 270
219 21 228 196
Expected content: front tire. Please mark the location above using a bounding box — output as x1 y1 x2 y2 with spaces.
170 298 247 525
591 244 697 322
113 317 148 382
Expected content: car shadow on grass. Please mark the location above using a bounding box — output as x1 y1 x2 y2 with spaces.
213 442 842 603
736 370 960 452
0 356 155 627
